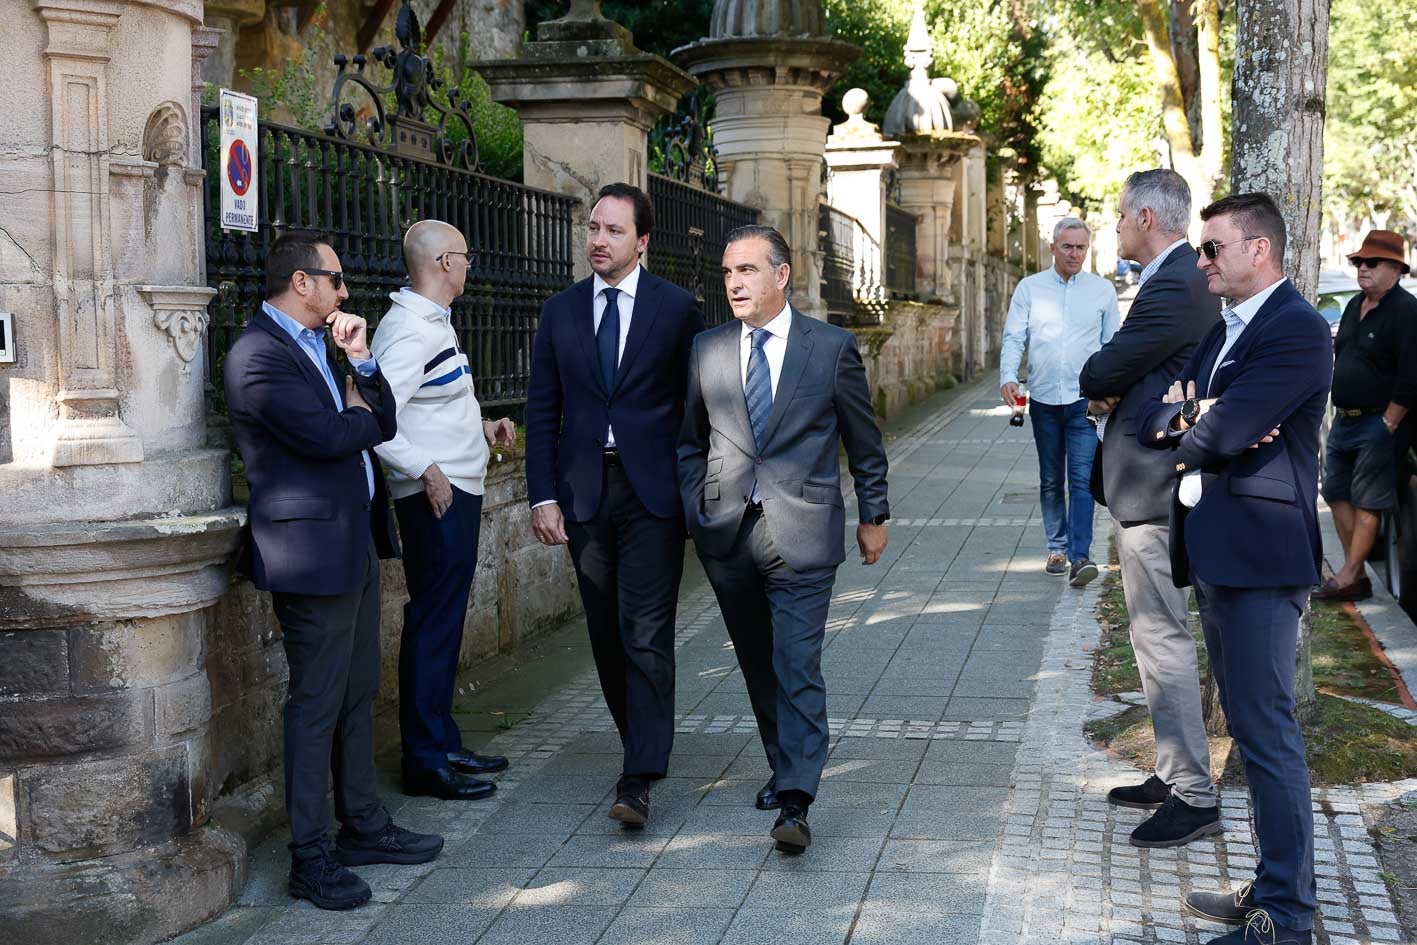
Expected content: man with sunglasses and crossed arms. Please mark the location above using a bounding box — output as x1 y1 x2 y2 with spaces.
1139 193 1332 945
225 231 443 910
1313 230 1417 602
368 220 516 800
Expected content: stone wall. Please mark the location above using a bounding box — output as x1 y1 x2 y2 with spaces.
205 454 582 809
852 300 961 419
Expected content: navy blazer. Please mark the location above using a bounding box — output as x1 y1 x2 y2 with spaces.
1080 245 1221 523
223 309 400 596
524 267 705 522
1137 279 1333 588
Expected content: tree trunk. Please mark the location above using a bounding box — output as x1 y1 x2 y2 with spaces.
1135 0 1209 209
1196 0 1224 197
1210 0 1330 729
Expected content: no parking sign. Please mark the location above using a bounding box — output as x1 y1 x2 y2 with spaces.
219 89 258 232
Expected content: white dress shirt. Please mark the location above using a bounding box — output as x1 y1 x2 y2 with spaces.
740 301 792 397
593 264 641 447
1178 277 1288 508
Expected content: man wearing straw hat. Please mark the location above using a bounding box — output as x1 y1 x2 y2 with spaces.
1314 230 1417 601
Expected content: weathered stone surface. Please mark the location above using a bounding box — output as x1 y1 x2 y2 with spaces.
0 691 151 763
0 628 69 698
22 746 189 858
0 824 243 945
155 671 212 738
68 610 205 692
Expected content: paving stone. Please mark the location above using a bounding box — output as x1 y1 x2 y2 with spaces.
626 868 756 910
598 908 736 945
401 867 534 907
361 905 502 945
476 905 618 945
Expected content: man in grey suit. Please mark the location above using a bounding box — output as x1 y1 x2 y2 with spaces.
1080 169 1222 847
678 224 890 855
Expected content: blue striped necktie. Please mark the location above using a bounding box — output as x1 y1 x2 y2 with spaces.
745 328 772 501
597 287 620 391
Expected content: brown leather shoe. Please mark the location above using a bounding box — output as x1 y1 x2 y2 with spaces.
1312 575 1372 601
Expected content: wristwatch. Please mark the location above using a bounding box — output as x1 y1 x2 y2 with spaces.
1180 398 1201 426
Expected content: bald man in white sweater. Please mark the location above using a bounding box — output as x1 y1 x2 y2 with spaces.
371 220 515 800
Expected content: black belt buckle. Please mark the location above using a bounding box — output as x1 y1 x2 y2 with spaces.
746 500 763 514
602 448 621 467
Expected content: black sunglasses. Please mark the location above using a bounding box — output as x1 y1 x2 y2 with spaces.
290 268 345 289
1199 236 1261 260
1351 258 1389 270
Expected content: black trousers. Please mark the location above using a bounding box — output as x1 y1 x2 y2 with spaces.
566 460 683 778
698 508 836 800
395 486 483 774
271 539 390 858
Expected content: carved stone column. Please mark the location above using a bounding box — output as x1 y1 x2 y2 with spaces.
200 0 265 88
1 3 244 942
824 91 899 304
675 1 860 318
474 4 696 282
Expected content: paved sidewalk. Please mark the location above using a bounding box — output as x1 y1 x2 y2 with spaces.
175 381 1414 945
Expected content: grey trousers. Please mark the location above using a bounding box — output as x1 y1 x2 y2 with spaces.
1113 518 1217 808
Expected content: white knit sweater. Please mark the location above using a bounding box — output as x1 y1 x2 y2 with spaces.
370 288 490 499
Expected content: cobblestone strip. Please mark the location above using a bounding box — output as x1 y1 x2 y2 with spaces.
976 536 1415 945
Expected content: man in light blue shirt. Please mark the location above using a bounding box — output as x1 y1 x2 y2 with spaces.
999 217 1121 585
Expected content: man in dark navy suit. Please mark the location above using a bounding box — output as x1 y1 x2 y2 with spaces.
1138 194 1332 945
524 183 705 827
1080 169 1222 847
224 231 442 911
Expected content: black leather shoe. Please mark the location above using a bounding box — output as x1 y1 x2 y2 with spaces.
609 778 650 828
335 821 444 866
1070 557 1099 587
1204 909 1310 944
1130 794 1223 847
755 775 780 811
404 766 497 800
288 851 371 910
770 804 811 853
1108 774 1171 810
447 748 509 774
1185 882 1255 925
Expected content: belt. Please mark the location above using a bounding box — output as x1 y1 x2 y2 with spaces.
602 448 621 467
745 500 763 514
1335 407 1384 417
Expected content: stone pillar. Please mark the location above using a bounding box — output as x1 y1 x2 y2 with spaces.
0 2 244 942
674 4 859 318
474 4 696 282
200 0 264 87
823 91 899 304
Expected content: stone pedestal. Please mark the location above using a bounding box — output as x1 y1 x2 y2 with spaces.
894 134 976 304
675 29 858 318
474 8 696 282
1 2 244 942
823 91 899 305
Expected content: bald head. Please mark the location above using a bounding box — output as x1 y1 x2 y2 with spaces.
403 220 470 306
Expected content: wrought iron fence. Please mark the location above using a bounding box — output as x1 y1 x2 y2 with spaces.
200 109 576 421
885 202 918 300
818 203 859 323
646 173 759 328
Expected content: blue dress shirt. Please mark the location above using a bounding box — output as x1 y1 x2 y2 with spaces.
262 301 378 499
999 267 1121 406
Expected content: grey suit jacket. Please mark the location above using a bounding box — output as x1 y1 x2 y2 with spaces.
677 308 890 572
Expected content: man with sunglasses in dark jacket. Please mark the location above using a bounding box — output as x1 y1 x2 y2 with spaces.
1314 229 1417 601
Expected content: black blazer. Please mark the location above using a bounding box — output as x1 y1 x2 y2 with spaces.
1080 245 1221 523
524 267 705 522
223 309 399 596
1137 279 1333 588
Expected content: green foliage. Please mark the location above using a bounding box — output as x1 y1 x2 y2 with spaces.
1324 0 1417 227
429 39 524 181
240 47 328 131
821 0 1050 171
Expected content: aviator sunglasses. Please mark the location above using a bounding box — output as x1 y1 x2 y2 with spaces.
1199 236 1261 261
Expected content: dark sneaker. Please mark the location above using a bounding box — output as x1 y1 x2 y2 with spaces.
1069 558 1099 588
1045 553 1068 575
334 821 444 866
1107 774 1171 810
609 776 650 828
288 851 371 910
1204 909 1311 944
1185 882 1255 925
1130 794 1223 848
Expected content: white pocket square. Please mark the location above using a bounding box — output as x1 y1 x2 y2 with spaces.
1219 359 1236 369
